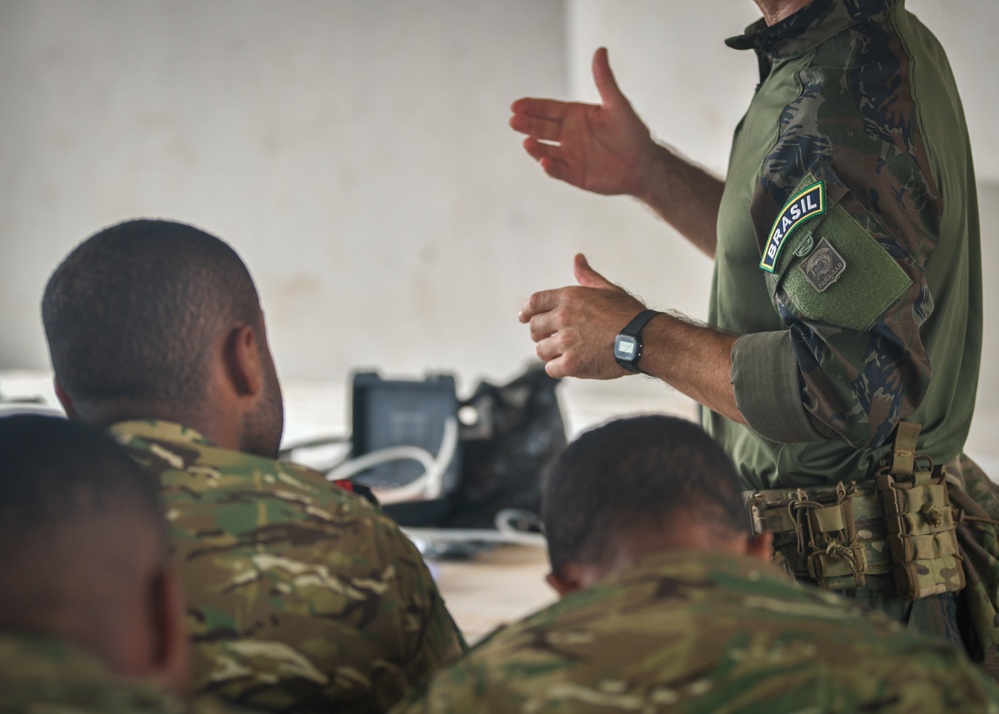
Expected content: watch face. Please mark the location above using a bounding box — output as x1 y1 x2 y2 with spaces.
614 334 638 362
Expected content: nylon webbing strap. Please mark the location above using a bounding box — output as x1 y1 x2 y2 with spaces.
891 422 921 476
813 504 847 532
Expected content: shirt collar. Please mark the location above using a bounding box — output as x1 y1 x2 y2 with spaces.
109 419 213 447
725 0 899 59
605 549 786 586
0 632 111 681
0 632 176 703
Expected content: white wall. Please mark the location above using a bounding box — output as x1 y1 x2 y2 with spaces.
0 0 578 387
0 0 996 467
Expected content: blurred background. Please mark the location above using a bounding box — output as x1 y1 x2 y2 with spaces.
1 0 996 473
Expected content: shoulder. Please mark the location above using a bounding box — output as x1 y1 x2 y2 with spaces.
114 420 383 516
112 420 427 580
409 569 998 712
763 9 940 181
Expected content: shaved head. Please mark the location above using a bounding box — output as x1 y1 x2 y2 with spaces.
42 219 284 456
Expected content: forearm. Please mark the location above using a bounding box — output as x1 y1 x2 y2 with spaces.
639 313 745 424
637 144 724 259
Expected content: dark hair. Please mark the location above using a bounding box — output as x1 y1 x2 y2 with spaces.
42 219 261 419
541 414 748 572
0 414 166 554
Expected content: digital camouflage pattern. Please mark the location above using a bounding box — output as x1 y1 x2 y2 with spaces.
0 632 245 714
707 0 981 489
390 552 999 714
110 420 465 714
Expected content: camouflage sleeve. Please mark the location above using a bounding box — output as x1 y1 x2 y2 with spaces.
372 518 469 681
732 47 943 449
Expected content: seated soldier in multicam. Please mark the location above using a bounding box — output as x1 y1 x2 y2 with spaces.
41 219 466 714
0 413 244 713
391 414 999 713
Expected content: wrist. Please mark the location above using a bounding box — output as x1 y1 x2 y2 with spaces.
613 309 663 374
635 143 674 206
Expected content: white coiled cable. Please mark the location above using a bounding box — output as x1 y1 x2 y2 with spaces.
326 416 459 504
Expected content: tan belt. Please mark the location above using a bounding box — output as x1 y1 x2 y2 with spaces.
746 423 965 601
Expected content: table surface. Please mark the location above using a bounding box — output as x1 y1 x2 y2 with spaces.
430 544 556 644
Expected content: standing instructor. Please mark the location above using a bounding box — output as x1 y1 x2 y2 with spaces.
513 0 990 666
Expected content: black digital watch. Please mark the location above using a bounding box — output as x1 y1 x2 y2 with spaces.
613 309 661 373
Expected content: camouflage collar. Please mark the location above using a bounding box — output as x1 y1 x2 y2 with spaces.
0 631 112 681
109 419 214 447
607 550 787 586
0 632 183 709
725 0 899 58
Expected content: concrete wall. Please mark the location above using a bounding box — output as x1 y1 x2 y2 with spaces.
0 0 576 385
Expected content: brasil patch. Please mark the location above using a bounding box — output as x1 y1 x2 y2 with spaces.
759 180 827 273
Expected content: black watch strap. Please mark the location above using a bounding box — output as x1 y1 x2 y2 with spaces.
620 309 660 338
614 309 660 372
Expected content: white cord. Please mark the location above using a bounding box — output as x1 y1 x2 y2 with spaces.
402 527 546 548
326 416 459 505
326 444 436 482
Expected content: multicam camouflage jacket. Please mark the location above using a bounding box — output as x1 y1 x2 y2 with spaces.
390 552 999 713
0 632 242 714
110 420 466 714
704 0 981 490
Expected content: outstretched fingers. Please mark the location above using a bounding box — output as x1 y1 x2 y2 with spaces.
509 111 563 142
511 97 570 121
523 137 563 162
538 158 573 183
522 139 572 182
592 47 627 108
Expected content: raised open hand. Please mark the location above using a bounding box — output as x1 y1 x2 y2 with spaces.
510 48 657 197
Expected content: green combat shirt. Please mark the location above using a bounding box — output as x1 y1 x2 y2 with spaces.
0 632 244 714
389 552 999 713
110 420 466 714
707 0 981 488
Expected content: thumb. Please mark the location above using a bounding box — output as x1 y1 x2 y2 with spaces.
574 253 616 290
592 47 627 108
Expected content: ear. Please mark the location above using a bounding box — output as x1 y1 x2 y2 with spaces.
54 379 77 419
545 565 586 598
744 532 774 563
223 324 264 398
147 567 191 697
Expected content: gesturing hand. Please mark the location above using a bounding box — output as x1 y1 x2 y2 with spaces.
519 254 649 380
509 47 657 198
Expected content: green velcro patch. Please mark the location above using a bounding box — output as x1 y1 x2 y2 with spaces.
776 204 912 332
